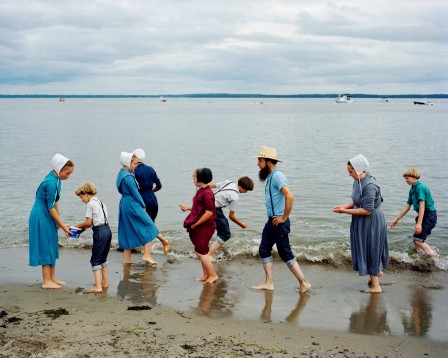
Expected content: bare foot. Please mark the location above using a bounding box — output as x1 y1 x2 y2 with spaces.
205 275 218 284
85 287 103 294
364 288 383 294
162 240 171 254
53 279 66 286
123 261 134 265
297 281 312 293
195 276 207 282
368 271 384 287
142 257 157 265
252 283 274 291
41 282 62 289
101 283 109 288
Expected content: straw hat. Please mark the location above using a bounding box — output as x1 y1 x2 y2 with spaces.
254 146 282 162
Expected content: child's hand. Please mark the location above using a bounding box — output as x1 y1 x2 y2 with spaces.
390 219 398 229
179 204 190 212
414 223 422 234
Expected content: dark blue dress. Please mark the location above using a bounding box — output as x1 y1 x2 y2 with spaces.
29 171 61 267
116 168 158 249
350 173 388 276
134 163 162 221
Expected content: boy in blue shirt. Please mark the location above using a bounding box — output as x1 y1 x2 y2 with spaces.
390 168 437 256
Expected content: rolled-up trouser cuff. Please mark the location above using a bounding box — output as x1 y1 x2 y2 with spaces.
216 237 226 245
261 256 273 265
285 258 296 268
92 261 108 271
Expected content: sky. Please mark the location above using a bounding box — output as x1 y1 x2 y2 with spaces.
0 0 447 95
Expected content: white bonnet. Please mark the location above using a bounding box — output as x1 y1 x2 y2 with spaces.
349 154 369 174
120 152 133 167
133 148 145 162
51 153 70 174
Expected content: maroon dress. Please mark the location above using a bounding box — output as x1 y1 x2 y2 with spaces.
184 187 216 255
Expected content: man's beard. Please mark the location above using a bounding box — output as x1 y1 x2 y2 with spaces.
258 166 271 182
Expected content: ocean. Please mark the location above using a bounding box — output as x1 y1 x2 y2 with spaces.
1 97 447 271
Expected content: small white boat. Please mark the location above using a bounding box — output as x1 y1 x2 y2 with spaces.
159 96 167 103
414 99 433 106
335 94 353 103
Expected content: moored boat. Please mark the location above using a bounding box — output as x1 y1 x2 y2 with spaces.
414 99 433 105
335 94 353 103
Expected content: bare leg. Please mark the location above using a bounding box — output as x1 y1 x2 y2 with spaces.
157 234 171 254
197 252 218 283
123 249 134 264
252 262 274 290
41 265 61 289
142 242 157 265
86 270 103 294
415 241 437 256
289 262 311 293
101 267 109 287
365 275 382 293
208 240 223 258
194 251 207 281
50 266 65 286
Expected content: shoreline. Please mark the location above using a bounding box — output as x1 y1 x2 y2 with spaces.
1 247 448 357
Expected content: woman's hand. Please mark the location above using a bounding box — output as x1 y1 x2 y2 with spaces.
61 224 71 236
333 205 346 214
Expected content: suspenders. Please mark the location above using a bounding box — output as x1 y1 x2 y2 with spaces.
92 198 108 228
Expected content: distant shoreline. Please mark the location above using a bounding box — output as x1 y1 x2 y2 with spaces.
1 93 447 99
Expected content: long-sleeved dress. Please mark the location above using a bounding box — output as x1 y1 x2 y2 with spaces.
116 168 158 249
134 163 162 221
350 172 388 276
29 171 61 267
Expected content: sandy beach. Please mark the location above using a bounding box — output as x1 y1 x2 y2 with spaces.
1 247 447 357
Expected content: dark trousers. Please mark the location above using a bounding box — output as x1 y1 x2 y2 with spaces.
259 218 294 263
91 224 112 270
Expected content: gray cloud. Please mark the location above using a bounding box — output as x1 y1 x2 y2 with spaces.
0 0 447 94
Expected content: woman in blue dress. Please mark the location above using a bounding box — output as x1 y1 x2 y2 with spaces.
29 154 74 289
333 154 388 293
116 152 159 264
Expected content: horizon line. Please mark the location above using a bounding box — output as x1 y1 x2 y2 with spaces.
1 93 447 99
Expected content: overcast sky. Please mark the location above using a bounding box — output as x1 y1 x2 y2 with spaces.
1 0 447 95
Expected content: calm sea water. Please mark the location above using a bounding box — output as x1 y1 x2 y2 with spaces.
1 98 447 270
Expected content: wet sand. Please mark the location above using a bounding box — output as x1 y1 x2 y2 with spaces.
1 247 447 357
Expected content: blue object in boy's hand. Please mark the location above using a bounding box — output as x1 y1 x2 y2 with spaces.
68 226 82 239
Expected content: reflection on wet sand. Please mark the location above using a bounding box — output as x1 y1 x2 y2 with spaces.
260 291 311 324
286 293 311 324
260 290 273 321
402 286 433 337
349 293 390 335
195 266 237 317
116 264 159 305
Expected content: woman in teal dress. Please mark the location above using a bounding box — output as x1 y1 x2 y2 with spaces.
333 154 388 293
116 152 159 264
29 154 74 289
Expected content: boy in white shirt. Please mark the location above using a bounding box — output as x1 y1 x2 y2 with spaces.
208 177 254 258
74 183 112 294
